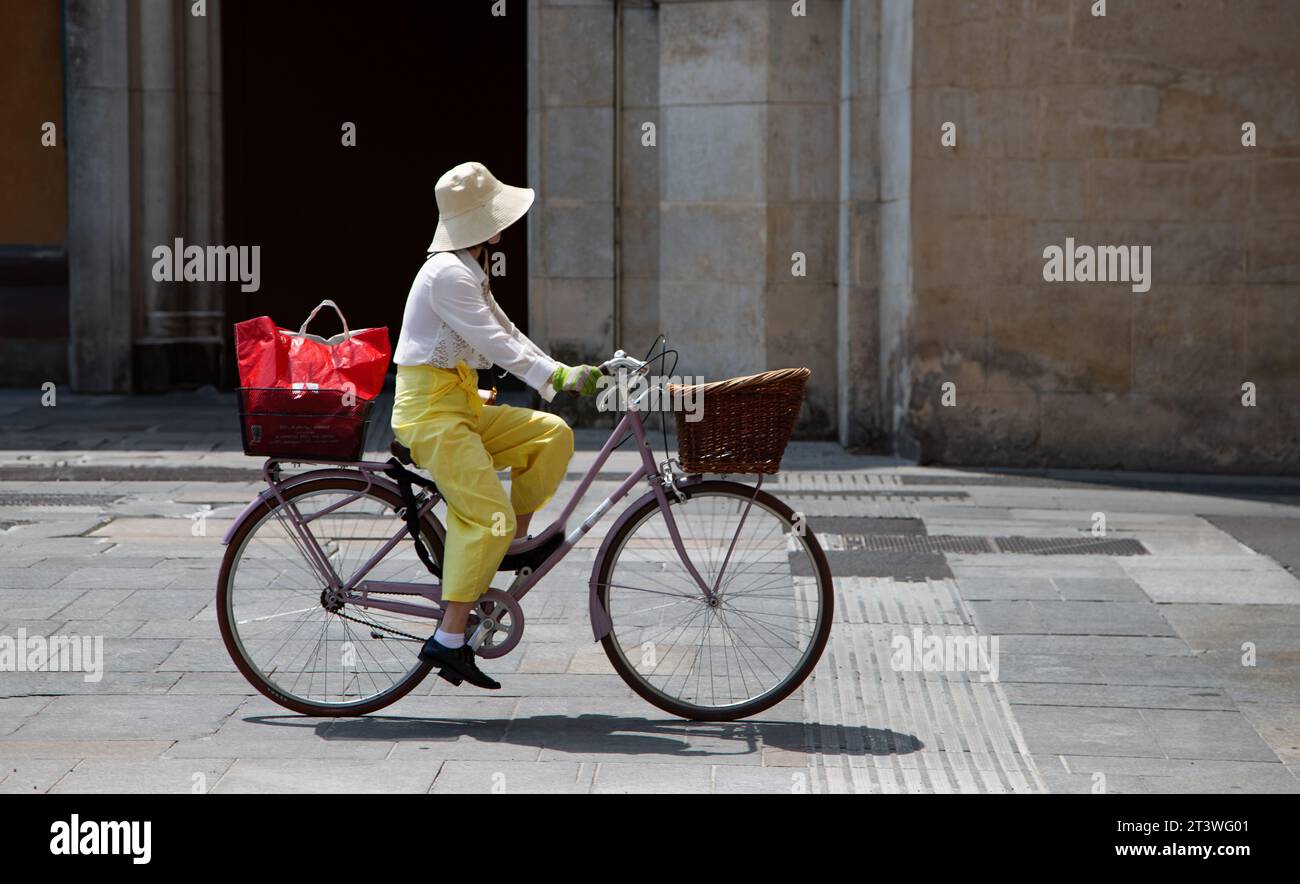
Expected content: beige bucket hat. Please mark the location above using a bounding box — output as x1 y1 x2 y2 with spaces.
427 161 535 253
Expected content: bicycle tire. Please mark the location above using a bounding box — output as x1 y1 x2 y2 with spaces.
217 474 445 717
594 479 833 721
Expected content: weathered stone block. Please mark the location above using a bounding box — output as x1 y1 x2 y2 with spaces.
619 205 659 280
1186 160 1252 221
913 21 1002 90
766 103 838 204
659 0 768 106
765 281 838 434
847 98 880 202
620 110 659 205
621 5 660 109
846 203 880 289
1249 223 1300 284
910 388 1042 466
766 0 841 103
539 5 614 107
540 202 615 279
659 281 766 379
542 107 614 202
617 277 661 354
766 203 837 285
1243 286 1300 392
659 203 766 285
1086 160 1188 221
911 87 971 160
968 89 1041 159
1255 161 1300 219
1133 286 1242 394
911 285 989 392
913 155 990 219
1070 0 1300 76
986 286 1133 393
988 159 1086 220
544 278 615 350
662 103 766 202
911 217 990 289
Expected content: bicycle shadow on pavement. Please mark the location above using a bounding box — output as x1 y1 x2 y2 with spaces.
244 713 923 759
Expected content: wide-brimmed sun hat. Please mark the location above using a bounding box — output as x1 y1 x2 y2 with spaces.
427 161 535 253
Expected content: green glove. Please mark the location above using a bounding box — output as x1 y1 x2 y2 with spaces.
551 363 602 396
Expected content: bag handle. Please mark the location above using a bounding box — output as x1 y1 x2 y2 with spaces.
298 300 352 338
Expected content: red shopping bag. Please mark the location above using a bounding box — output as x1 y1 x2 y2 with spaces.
234 300 391 400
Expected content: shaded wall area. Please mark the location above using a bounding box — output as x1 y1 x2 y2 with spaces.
222 0 529 389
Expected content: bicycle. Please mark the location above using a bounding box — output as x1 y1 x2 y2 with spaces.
217 351 833 721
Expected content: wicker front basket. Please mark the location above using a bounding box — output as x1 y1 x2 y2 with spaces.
666 367 810 475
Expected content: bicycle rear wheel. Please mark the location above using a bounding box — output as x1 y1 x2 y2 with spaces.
217 475 444 717
594 479 833 721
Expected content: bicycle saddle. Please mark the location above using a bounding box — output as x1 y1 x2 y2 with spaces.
391 440 414 465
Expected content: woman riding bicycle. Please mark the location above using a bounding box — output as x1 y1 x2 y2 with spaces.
392 161 602 690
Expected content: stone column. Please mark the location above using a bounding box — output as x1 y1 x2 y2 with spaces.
65 0 134 392
527 0 616 368
877 0 915 455
64 0 225 393
133 0 225 389
837 0 884 448
618 1 661 353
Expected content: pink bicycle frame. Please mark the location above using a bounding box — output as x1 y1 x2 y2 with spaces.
223 406 724 642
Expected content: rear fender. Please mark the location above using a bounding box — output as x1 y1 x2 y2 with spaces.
220 468 407 545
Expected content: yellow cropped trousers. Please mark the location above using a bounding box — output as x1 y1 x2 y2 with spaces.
391 362 573 603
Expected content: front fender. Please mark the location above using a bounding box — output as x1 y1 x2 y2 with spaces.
220 468 406 545
586 475 706 642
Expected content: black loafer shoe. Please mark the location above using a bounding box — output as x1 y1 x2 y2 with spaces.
418 637 501 690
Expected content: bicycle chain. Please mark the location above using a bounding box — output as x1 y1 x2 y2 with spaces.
333 609 427 644
332 605 488 645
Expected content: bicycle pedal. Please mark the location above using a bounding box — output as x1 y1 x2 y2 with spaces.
437 668 463 687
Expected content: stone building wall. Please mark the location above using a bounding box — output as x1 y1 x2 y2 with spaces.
902 0 1300 470
529 0 874 439
18 0 1297 471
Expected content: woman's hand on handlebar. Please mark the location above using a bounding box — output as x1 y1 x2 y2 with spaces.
550 363 602 396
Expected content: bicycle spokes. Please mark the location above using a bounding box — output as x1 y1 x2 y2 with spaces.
600 485 830 717
222 483 438 712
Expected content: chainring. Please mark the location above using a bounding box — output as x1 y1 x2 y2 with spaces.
467 588 524 659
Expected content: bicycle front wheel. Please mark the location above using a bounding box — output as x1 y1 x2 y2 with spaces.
595 480 833 721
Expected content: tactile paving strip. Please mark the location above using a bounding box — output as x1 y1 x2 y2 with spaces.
799 577 1045 794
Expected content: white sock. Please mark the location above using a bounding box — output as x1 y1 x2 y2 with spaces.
434 627 465 649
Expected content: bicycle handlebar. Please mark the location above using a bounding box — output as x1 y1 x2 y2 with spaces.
599 350 649 376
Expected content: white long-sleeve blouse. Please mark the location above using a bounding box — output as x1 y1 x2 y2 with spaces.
394 249 557 402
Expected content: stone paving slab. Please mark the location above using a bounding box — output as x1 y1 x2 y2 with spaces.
1237 703 1300 765
0 760 79 793
1003 683 1237 711
49 759 234 794
214 759 439 794
1035 755 1300 794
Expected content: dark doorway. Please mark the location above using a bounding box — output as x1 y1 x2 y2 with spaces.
221 0 528 388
